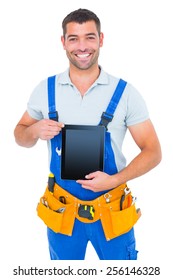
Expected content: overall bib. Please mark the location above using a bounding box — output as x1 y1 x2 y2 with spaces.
45 76 138 260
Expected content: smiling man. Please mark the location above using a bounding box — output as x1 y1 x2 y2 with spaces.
62 21 103 71
14 8 161 260
61 13 104 95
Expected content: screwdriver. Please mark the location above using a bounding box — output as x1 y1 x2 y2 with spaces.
48 173 55 193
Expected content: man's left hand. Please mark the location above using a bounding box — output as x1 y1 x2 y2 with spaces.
76 171 115 192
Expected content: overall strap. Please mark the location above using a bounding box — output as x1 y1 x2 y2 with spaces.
48 75 59 121
100 79 127 129
47 75 126 126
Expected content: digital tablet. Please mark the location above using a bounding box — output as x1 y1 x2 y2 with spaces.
61 125 105 180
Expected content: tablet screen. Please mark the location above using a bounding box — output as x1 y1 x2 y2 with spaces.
61 125 105 180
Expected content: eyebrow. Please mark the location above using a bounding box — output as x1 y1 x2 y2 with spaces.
66 33 97 39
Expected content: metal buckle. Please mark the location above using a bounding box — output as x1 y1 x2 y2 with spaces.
104 193 112 203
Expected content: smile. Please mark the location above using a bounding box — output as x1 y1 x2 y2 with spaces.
76 53 90 58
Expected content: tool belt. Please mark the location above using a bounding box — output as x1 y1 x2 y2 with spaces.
37 183 141 241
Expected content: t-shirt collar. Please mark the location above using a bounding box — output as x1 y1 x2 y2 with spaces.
58 66 109 86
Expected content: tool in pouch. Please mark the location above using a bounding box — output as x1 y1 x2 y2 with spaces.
41 173 66 213
48 173 95 219
120 186 131 210
119 187 141 217
104 186 135 211
78 204 95 220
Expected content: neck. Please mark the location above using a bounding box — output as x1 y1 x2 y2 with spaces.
69 65 100 95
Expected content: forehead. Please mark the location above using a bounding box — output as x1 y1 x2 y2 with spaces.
65 20 98 36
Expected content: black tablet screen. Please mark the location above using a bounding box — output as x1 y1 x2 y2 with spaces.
61 125 105 180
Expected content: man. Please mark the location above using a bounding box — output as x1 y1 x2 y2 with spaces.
14 8 161 260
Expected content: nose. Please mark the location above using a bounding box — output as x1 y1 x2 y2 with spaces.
77 38 88 51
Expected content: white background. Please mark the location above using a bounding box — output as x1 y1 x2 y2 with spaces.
0 0 172 278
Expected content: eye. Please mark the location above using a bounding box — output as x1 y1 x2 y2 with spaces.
87 36 96 40
68 37 78 42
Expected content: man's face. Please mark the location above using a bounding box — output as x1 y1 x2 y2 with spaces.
61 20 104 70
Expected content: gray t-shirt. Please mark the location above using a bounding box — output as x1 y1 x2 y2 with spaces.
27 67 149 171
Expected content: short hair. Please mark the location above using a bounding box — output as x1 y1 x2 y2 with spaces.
62 8 101 37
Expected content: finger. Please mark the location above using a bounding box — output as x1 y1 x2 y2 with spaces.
57 122 65 128
49 121 64 128
47 123 64 135
76 172 98 185
76 179 93 186
85 171 98 179
76 179 87 185
81 184 93 190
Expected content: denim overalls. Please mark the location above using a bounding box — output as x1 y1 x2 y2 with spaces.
46 76 138 260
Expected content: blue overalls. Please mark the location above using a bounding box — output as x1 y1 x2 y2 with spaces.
47 76 138 260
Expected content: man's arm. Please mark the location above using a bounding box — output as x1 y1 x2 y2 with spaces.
14 111 64 148
77 119 162 191
113 119 162 184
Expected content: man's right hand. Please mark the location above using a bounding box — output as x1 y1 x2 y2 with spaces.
14 111 64 147
32 119 64 141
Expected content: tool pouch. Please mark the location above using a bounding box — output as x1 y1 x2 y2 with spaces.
37 184 141 240
100 196 141 240
37 187 76 236
37 201 63 233
109 204 140 237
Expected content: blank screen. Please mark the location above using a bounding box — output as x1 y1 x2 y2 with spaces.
61 125 105 180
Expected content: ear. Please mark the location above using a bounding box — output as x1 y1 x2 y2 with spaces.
61 36 66 50
99 32 104 47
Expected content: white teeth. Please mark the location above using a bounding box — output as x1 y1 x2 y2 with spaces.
77 54 90 58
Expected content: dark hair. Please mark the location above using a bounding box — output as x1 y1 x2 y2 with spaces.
62 8 101 37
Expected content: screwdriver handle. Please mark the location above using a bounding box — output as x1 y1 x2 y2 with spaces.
48 173 55 193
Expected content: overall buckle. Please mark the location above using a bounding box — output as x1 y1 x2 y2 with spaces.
100 112 113 130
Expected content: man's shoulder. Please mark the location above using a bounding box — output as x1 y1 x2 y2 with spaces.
100 67 128 87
